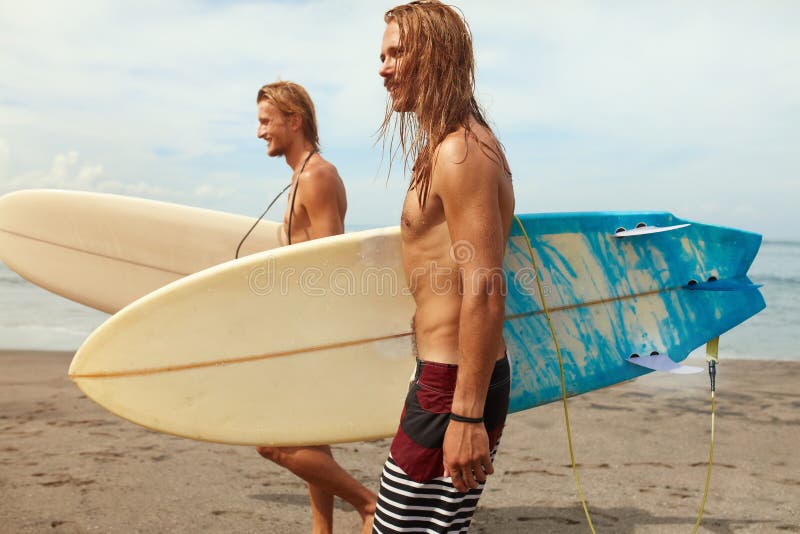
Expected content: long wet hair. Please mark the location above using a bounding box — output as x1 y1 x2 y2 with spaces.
257 81 320 152
379 1 509 208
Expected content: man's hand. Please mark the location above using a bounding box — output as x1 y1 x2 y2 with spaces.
442 420 494 493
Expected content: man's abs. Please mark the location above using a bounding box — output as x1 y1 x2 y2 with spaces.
411 294 462 364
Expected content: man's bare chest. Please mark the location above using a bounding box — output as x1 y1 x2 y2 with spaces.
400 190 446 242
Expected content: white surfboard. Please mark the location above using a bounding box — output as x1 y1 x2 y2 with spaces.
71 226 415 445
0 189 283 313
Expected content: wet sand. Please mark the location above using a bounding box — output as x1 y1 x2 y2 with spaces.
1 350 797 533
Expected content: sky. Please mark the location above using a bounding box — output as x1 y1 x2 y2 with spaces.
1 1 798 239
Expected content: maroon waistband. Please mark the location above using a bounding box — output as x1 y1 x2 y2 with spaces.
414 355 509 393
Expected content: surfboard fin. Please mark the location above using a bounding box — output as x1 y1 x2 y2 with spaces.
625 352 703 374
613 223 690 238
685 278 763 291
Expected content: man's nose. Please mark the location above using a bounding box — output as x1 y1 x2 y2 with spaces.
379 58 393 78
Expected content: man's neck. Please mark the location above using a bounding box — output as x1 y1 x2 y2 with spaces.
284 141 315 177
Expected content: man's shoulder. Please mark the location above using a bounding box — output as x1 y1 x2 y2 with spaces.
435 128 471 163
436 124 502 166
298 156 344 203
301 156 341 186
433 125 506 189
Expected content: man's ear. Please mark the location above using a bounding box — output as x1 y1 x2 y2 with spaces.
289 113 302 132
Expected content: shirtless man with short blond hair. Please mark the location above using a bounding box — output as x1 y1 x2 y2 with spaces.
373 2 515 532
254 80 376 534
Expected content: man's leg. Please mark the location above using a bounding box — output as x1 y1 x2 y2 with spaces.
305 479 334 534
373 454 486 533
256 445 376 532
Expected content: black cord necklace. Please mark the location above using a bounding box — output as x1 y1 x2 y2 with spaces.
286 149 316 246
235 149 316 258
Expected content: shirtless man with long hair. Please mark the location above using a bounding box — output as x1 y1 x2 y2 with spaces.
373 2 515 532
253 81 376 534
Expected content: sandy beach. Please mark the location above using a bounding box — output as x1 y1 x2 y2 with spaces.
0 350 797 533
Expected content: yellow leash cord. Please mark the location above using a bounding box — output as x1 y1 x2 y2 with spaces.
693 338 719 533
513 215 717 533
513 215 597 533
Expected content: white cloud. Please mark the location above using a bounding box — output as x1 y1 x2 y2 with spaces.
0 141 230 201
0 149 104 192
194 183 233 198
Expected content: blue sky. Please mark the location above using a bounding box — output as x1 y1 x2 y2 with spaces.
1 1 798 238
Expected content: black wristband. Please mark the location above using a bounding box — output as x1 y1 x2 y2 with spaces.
449 412 484 424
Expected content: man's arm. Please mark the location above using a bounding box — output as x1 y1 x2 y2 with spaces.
299 167 345 240
435 136 508 493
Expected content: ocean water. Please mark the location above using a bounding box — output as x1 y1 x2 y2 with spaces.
0 241 797 360
708 240 800 361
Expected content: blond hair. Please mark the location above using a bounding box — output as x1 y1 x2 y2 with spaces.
379 1 509 207
257 81 320 151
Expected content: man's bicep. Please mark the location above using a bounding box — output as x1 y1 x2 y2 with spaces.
307 202 343 239
439 167 505 272
302 175 343 239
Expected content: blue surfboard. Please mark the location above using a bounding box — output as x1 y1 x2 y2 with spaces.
505 212 764 413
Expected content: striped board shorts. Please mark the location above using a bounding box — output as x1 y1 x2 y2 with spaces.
373 357 511 533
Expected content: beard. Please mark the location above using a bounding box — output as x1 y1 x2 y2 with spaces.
388 83 416 114
266 140 285 158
